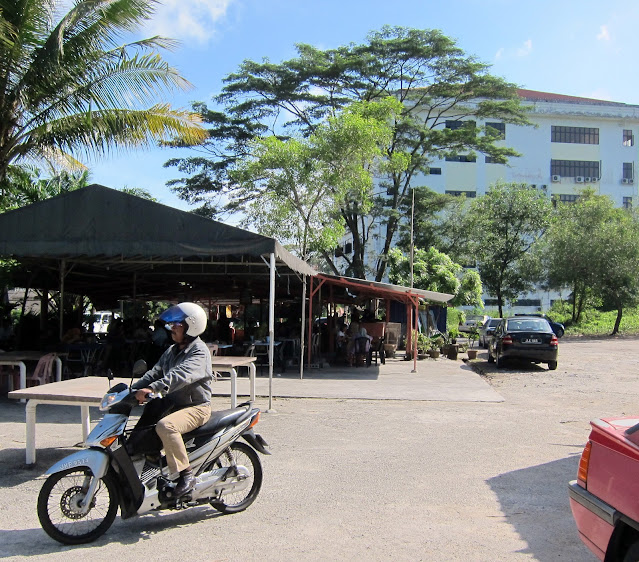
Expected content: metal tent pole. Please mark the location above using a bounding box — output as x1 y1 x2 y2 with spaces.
267 252 275 412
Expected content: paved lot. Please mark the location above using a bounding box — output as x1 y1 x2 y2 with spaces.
1 337 637 561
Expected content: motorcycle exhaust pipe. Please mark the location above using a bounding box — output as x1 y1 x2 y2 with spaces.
191 466 251 499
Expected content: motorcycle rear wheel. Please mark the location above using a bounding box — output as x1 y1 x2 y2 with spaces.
208 441 263 514
37 468 119 545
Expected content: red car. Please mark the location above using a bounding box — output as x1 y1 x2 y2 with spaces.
569 417 639 561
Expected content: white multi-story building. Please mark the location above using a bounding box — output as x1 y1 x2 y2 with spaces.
344 89 639 312
424 89 639 207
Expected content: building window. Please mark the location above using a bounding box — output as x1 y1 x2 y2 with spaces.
446 120 475 131
486 122 506 139
514 299 542 307
623 197 633 209
485 156 504 164
623 130 634 147
623 162 634 180
551 126 599 144
445 155 476 163
445 190 476 198
429 167 442 175
344 242 352 255
551 160 600 178
552 194 579 207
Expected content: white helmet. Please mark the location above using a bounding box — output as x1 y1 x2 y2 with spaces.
160 302 208 338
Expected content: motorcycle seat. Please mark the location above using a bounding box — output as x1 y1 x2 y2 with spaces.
183 406 251 439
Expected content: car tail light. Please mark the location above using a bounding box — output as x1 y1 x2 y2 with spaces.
502 335 513 345
550 334 558 346
577 441 592 485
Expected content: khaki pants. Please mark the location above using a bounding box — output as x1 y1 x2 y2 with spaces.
156 403 211 475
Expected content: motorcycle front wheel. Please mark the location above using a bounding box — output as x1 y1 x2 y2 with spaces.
37 468 119 544
208 441 263 514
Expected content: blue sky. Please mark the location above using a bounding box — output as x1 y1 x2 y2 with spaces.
87 0 639 210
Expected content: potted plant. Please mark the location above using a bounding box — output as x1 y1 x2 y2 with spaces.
416 332 429 359
428 335 444 358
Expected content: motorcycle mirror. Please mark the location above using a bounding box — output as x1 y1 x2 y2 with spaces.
132 359 147 376
106 368 114 382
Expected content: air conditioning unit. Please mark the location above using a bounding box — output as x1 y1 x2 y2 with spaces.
622 178 631 184
584 177 592 183
551 175 561 182
540 184 547 190
530 184 536 189
591 177 599 182
576 176 585 183
629 178 635 184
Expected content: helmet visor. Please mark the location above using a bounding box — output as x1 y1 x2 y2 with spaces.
159 305 187 324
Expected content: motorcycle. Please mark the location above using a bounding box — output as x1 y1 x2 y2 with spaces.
37 361 270 545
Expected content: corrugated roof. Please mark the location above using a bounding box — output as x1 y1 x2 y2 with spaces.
516 88 635 107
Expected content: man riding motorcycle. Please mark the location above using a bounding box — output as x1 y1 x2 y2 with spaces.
131 302 212 497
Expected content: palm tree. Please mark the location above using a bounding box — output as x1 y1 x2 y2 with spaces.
0 0 207 202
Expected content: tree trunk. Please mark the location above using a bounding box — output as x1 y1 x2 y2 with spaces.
612 304 623 336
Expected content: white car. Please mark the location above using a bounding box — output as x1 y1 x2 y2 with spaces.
459 314 489 334
479 318 502 348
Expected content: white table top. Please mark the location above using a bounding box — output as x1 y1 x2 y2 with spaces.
8 377 133 403
211 356 256 367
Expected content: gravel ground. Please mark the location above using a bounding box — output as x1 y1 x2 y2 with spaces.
1 336 638 561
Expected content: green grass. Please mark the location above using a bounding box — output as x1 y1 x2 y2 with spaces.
552 306 639 337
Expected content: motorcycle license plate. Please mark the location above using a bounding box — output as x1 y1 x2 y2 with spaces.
522 338 540 344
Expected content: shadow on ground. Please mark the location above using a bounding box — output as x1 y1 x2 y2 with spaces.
0 505 223 557
487 453 590 558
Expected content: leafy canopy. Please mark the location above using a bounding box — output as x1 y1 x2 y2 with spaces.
467 182 552 317
165 26 531 279
0 0 206 203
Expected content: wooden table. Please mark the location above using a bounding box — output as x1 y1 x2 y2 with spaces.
8 377 131 465
211 356 256 407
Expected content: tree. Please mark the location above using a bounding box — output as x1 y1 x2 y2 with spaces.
2 166 89 210
468 182 552 318
544 190 639 332
597 209 639 334
387 246 483 308
232 98 405 266
165 26 530 279
0 0 206 208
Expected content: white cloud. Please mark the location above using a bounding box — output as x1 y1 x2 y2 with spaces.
516 39 532 57
146 0 234 44
597 24 611 41
494 40 532 62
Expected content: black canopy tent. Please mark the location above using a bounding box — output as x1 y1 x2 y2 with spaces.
0 184 317 408
0 184 315 306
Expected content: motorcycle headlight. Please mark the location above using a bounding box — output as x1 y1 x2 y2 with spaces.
100 393 117 411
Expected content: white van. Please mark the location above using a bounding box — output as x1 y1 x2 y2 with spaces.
92 311 118 334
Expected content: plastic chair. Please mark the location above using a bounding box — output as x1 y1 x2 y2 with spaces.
207 343 219 357
369 336 386 366
353 336 371 367
27 353 57 386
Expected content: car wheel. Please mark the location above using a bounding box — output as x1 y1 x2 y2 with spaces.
495 352 504 368
548 361 558 370
487 352 494 364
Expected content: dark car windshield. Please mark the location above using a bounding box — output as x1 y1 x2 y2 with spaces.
506 319 550 332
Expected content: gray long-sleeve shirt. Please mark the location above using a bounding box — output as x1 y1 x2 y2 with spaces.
132 336 213 407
